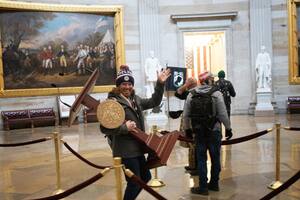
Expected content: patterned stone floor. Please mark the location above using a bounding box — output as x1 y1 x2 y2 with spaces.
0 114 299 200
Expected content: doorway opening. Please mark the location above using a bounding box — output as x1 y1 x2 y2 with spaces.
183 31 226 80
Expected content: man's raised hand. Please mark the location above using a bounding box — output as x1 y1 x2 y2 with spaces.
157 68 171 83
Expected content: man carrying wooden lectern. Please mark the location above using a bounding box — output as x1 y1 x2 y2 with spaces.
100 65 171 200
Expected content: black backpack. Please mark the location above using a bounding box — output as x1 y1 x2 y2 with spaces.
217 80 231 106
189 87 218 131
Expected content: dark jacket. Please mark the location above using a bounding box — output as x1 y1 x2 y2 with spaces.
215 78 236 107
100 81 165 158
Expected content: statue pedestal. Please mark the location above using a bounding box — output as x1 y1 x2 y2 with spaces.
145 97 168 129
145 113 168 129
255 88 274 116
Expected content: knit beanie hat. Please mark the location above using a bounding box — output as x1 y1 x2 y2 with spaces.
116 65 135 86
218 70 225 78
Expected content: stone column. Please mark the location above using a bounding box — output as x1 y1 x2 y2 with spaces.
250 0 274 116
138 0 161 72
139 0 167 125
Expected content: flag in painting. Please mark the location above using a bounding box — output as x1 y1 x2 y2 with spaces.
94 16 108 32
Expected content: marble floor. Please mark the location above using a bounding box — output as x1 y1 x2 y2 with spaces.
0 114 300 200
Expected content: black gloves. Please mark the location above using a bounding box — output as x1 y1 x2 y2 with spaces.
225 129 233 140
185 129 193 139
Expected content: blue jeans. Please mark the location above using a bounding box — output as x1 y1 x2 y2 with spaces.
194 127 222 189
122 156 152 200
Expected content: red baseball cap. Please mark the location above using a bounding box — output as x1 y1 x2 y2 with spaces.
198 71 215 83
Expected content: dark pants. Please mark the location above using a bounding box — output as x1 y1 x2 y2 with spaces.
226 104 231 119
122 156 152 200
194 127 222 189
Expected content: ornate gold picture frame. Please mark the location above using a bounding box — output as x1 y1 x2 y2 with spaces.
0 1 125 97
288 0 300 84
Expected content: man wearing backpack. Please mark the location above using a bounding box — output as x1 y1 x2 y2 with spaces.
215 70 235 140
183 71 232 196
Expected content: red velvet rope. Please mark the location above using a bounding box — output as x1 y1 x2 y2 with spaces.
178 135 194 143
161 129 270 145
0 137 52 147
221 129 269 145
284 127 300 131
31 172 104 200
260 170 300 200
125 173 167 200
63 141 112 169
160 131 194 143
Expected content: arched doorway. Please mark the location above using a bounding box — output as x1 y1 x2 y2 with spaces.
183 31 226 80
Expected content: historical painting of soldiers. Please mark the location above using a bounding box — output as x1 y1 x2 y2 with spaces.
0 5 123 96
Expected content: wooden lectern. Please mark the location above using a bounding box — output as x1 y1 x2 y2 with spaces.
68 69 180 169
131 128 180 169
68 69 100 127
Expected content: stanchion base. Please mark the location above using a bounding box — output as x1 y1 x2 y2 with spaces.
148 178 165 188
53 189 64 195
268 181 282 190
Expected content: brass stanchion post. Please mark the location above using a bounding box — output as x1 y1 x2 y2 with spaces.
53 132 64 194
114 157 123 200
268 123 283 189
148 125 165 187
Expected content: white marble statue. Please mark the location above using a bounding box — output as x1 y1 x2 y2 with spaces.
144 50 161 97
255 45 272 90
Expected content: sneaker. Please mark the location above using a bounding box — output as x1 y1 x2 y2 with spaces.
208 183 219 191
190 187 209 195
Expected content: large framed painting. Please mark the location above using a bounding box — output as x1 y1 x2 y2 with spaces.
0 1 125 97
288 0 300 84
